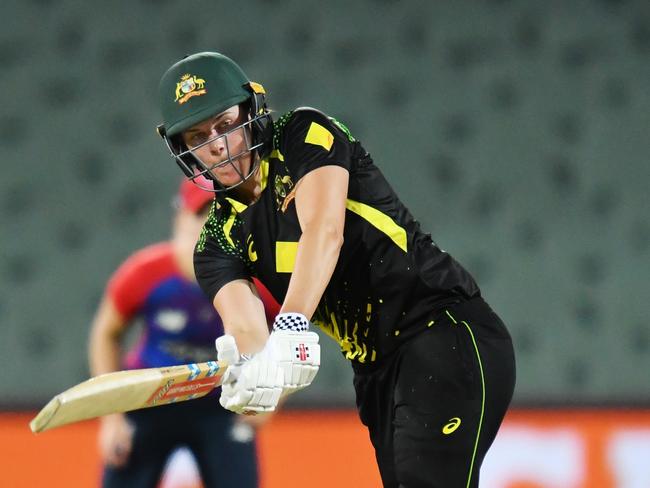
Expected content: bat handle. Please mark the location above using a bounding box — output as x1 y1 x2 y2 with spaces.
215 335 240 364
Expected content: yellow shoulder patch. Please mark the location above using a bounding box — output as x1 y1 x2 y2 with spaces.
304 122 334 151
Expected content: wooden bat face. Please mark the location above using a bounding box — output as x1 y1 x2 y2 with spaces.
30 360 228 433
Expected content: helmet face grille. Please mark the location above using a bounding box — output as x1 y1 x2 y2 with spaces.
162 112 271 193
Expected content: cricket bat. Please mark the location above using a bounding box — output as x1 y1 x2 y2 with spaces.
30 360 228 433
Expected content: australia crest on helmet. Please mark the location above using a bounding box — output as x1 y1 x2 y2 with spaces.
175 73 207 104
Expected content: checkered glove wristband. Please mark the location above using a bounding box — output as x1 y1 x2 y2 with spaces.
273 312 310 332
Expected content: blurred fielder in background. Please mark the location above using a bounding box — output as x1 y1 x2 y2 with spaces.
156 52 516 487
88 176 279 488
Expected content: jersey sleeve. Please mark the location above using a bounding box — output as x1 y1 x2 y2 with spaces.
107 259 145 320
194 227 251 303
280 108 354 182
106 243 176 320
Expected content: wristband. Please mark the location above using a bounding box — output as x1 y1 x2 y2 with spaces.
273 312 309 332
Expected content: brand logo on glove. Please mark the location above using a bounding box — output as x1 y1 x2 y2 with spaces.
295 343 308 361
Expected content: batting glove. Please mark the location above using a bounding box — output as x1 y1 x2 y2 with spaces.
214 313 320 414
216 335 284 414
269 312 320 394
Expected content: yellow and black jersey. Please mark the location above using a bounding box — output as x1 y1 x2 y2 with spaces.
194 108 480 367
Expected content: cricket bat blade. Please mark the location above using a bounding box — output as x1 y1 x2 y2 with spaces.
30 360 228 433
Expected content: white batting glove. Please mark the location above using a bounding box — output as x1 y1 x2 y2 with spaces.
269 312 320 394
216 335 283 414
214 313 320 415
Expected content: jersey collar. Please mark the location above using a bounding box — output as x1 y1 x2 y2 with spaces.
219 157 270 212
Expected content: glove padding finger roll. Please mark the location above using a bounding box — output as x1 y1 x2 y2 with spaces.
215 335 242 386
265 329 320 391
269 312 320 395
270 313 320 393
215 334 285 414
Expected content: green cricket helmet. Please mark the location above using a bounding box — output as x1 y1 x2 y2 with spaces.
157 52 272 192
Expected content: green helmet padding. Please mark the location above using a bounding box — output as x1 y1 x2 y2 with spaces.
159 52 251 137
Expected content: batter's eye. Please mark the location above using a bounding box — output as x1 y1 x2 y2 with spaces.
190 133 208 145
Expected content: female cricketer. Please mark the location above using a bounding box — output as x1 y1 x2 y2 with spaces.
156 51 516 488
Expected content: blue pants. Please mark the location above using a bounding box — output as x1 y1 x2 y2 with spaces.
102 396 258 488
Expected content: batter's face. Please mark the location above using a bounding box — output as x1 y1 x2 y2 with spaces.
181 105 253 188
